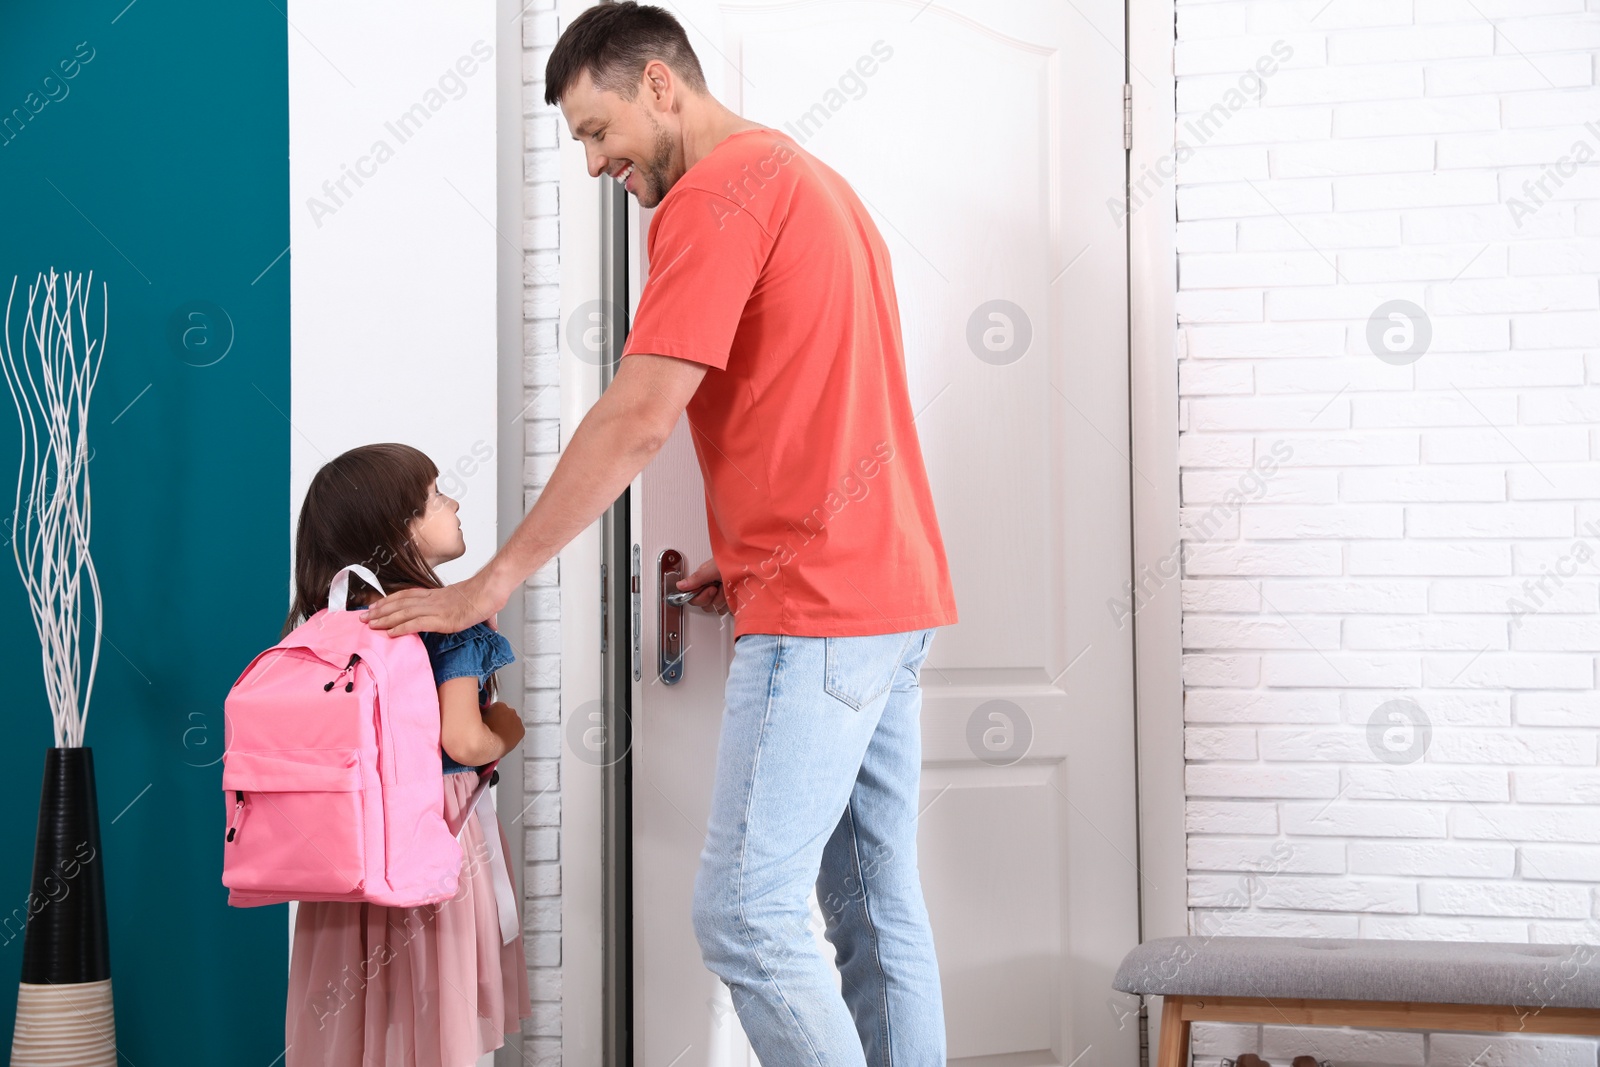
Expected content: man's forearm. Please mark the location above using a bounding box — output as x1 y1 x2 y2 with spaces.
481 390 664 604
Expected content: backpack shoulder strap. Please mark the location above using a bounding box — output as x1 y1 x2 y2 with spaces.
329 564 385 613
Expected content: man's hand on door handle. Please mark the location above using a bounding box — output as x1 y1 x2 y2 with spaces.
676 558 729 615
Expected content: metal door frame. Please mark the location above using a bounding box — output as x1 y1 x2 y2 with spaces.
598 178 636 1067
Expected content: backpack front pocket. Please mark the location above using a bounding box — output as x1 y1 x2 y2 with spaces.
221 748 366 896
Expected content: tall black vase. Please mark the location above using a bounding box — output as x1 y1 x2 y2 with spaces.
9 746 117 1066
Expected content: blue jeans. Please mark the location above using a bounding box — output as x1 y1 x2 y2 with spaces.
691 627 945 1067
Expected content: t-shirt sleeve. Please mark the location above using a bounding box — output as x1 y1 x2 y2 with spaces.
620 187 773 372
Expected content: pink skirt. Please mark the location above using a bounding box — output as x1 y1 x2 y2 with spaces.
285 770 533 1066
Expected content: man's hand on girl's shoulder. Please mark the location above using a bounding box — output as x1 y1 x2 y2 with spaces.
361 574 499 637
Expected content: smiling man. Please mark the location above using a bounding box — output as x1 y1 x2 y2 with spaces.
361 3 957 1063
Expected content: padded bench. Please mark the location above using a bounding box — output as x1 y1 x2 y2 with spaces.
1113 936 1600 1067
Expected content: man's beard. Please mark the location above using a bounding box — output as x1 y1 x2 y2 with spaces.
636 115 675 206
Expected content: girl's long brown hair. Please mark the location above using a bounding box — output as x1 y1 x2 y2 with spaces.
281 442 443 639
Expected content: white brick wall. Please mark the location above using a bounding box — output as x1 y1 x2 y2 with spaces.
521 3 564 1063
1176 1 1600 1064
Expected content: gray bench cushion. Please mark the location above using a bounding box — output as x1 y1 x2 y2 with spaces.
1113 936 1600 1010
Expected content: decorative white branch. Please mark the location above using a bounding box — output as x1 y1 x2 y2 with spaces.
1 270 105 749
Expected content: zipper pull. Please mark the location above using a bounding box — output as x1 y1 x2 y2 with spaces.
226 790 245 842
324 653 362 693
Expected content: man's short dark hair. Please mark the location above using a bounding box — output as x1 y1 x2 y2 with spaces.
544 1 708 107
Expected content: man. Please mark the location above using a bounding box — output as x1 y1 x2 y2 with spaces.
363 3 958 1063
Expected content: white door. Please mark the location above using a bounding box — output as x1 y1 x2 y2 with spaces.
628 2 1139 1065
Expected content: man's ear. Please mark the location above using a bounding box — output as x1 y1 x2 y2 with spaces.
643 59 675 109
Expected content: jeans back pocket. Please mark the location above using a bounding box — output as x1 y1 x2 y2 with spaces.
822 631 917 711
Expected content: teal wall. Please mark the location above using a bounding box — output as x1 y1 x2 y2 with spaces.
0 1 290 1061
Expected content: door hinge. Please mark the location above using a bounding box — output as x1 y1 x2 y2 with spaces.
1122 82 1132 150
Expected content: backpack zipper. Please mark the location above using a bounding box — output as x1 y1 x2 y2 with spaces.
322 653 361 693
226 789 245 842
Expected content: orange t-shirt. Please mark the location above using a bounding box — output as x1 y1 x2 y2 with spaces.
620 126 958 638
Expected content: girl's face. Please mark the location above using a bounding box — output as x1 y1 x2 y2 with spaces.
409 478 466 568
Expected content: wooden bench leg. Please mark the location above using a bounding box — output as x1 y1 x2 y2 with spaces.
1157 995 1190 1067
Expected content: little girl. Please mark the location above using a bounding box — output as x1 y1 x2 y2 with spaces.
279 442 533 1066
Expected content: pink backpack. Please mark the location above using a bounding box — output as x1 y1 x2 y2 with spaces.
221 564 475 907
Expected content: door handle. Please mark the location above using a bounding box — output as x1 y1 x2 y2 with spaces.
658 549 686 685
